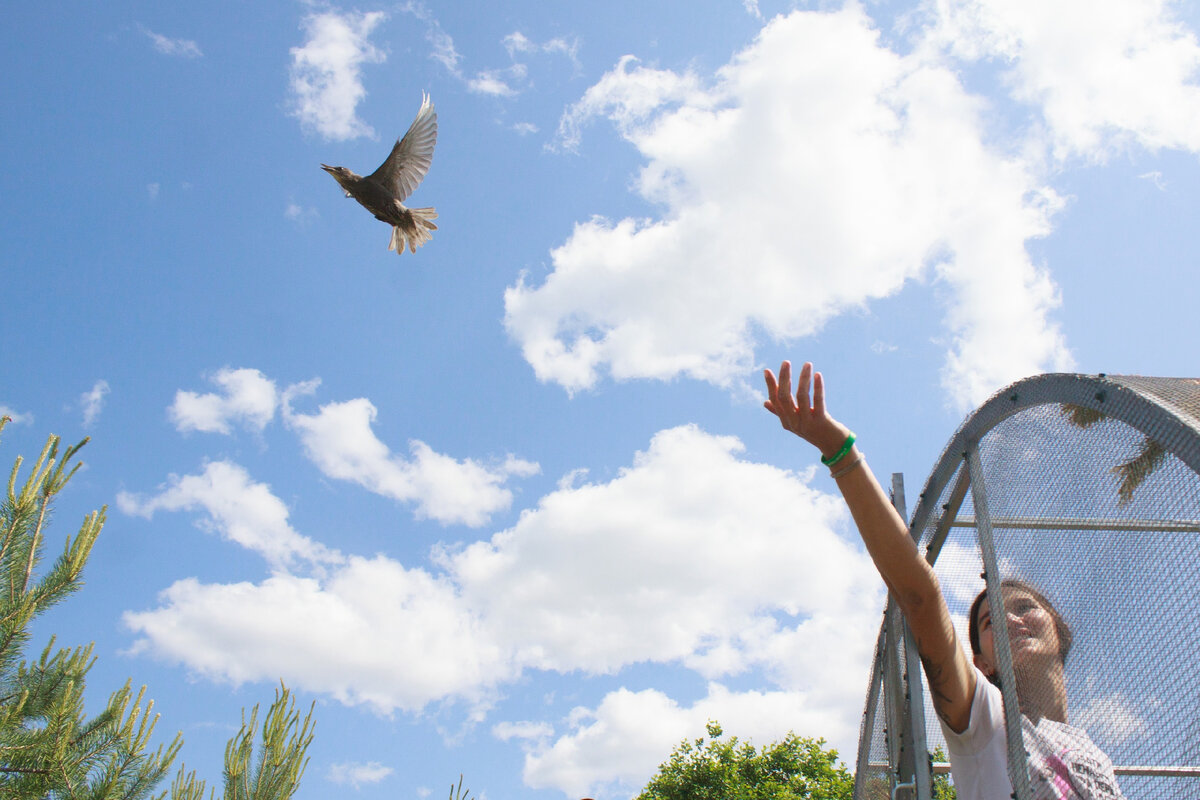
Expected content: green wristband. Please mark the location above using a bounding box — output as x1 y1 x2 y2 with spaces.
820 432 856 467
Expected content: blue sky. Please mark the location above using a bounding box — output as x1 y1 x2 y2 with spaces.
3 0 1199 797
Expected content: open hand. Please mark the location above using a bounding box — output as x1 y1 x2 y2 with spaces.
763 361 851 460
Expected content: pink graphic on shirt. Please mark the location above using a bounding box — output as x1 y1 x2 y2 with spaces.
1045 753 1078 798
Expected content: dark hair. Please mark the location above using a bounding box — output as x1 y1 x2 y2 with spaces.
967 579 1073 667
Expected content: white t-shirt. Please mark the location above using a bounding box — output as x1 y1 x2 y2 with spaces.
939 668 1125 800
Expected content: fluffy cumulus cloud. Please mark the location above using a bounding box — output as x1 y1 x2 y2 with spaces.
522 684 860 799
124 556 512 714
924 0 1200 159
444 425 877 677
507 6 1074 408
289 10 387 141
123 425 881 766
116 461 340 570
449 425 880 796
282 386 539 527
169 368 279 434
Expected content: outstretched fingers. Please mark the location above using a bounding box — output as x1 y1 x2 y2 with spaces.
766 360 827 429
764 361 794 416
777 360 794 410
765 360 819 435
763 367 780 411
764 359 846 455
794 361 815 414
812 369 826 417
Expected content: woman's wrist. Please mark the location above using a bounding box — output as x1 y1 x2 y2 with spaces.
820 431 857 467
829 447 865 479
816 425 854 462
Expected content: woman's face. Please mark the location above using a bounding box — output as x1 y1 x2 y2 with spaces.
973 588 1061 678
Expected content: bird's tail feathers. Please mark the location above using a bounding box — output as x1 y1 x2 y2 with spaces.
410 207 438 230
388 207 438 255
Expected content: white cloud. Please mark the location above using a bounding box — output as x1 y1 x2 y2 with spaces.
513 122 539 136
509 6 1074 408
933 539 987 611
123 425 881 746
116 461 340 570
289 10 387 141
1071 691 1150 746
0 406 32 426
401 1 471 87
138 25 203 58
147 183 160 201
467 67 521 97
161 369 536 527
544 37 580 62
492 720 554 742
401 7 577 98
503 31 535 57
553 55 706 153
282 387 538 527
522 684 859 799
504 31 581 72
285 202 319 224
169 368 278 435
401 2 461 72
444 424 879 675
80 380 110 427
328 760 394 789
1138 170 1167 190
924 0 1200 160
123 556 513 714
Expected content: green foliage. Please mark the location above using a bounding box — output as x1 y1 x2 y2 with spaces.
170 684 315 800
636 721 853 800
930 747 957 800
0 422 317 800
448 774 474 800
0 423 182 799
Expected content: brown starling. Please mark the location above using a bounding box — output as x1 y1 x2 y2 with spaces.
322 93 438 255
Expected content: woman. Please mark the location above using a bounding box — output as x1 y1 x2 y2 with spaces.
763 361 1123 800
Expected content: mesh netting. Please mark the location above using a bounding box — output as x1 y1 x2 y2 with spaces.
855 663 892 799
854 609 919 800
857 374 1200 800
854 624 892 800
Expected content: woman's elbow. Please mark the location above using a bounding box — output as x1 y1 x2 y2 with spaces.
895 571 947 630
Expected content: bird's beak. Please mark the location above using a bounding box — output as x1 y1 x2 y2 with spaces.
321 164 334 172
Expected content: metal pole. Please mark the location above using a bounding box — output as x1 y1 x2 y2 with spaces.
965 447 1032 800
893 473 932 800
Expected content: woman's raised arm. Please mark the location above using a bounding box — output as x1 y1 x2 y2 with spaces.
763 360 977 732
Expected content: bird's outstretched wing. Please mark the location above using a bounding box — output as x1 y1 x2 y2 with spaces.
367 93 437 202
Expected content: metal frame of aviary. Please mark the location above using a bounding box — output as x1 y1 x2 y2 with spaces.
852 373 1200 800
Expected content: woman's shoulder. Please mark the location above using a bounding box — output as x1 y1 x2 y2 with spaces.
942 667 1005 755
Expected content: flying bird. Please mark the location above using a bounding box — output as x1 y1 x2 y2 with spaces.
322 93 438 255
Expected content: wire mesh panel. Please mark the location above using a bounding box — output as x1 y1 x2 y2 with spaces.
859 374 1200 800
854 620 897 800
854 601 927 800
